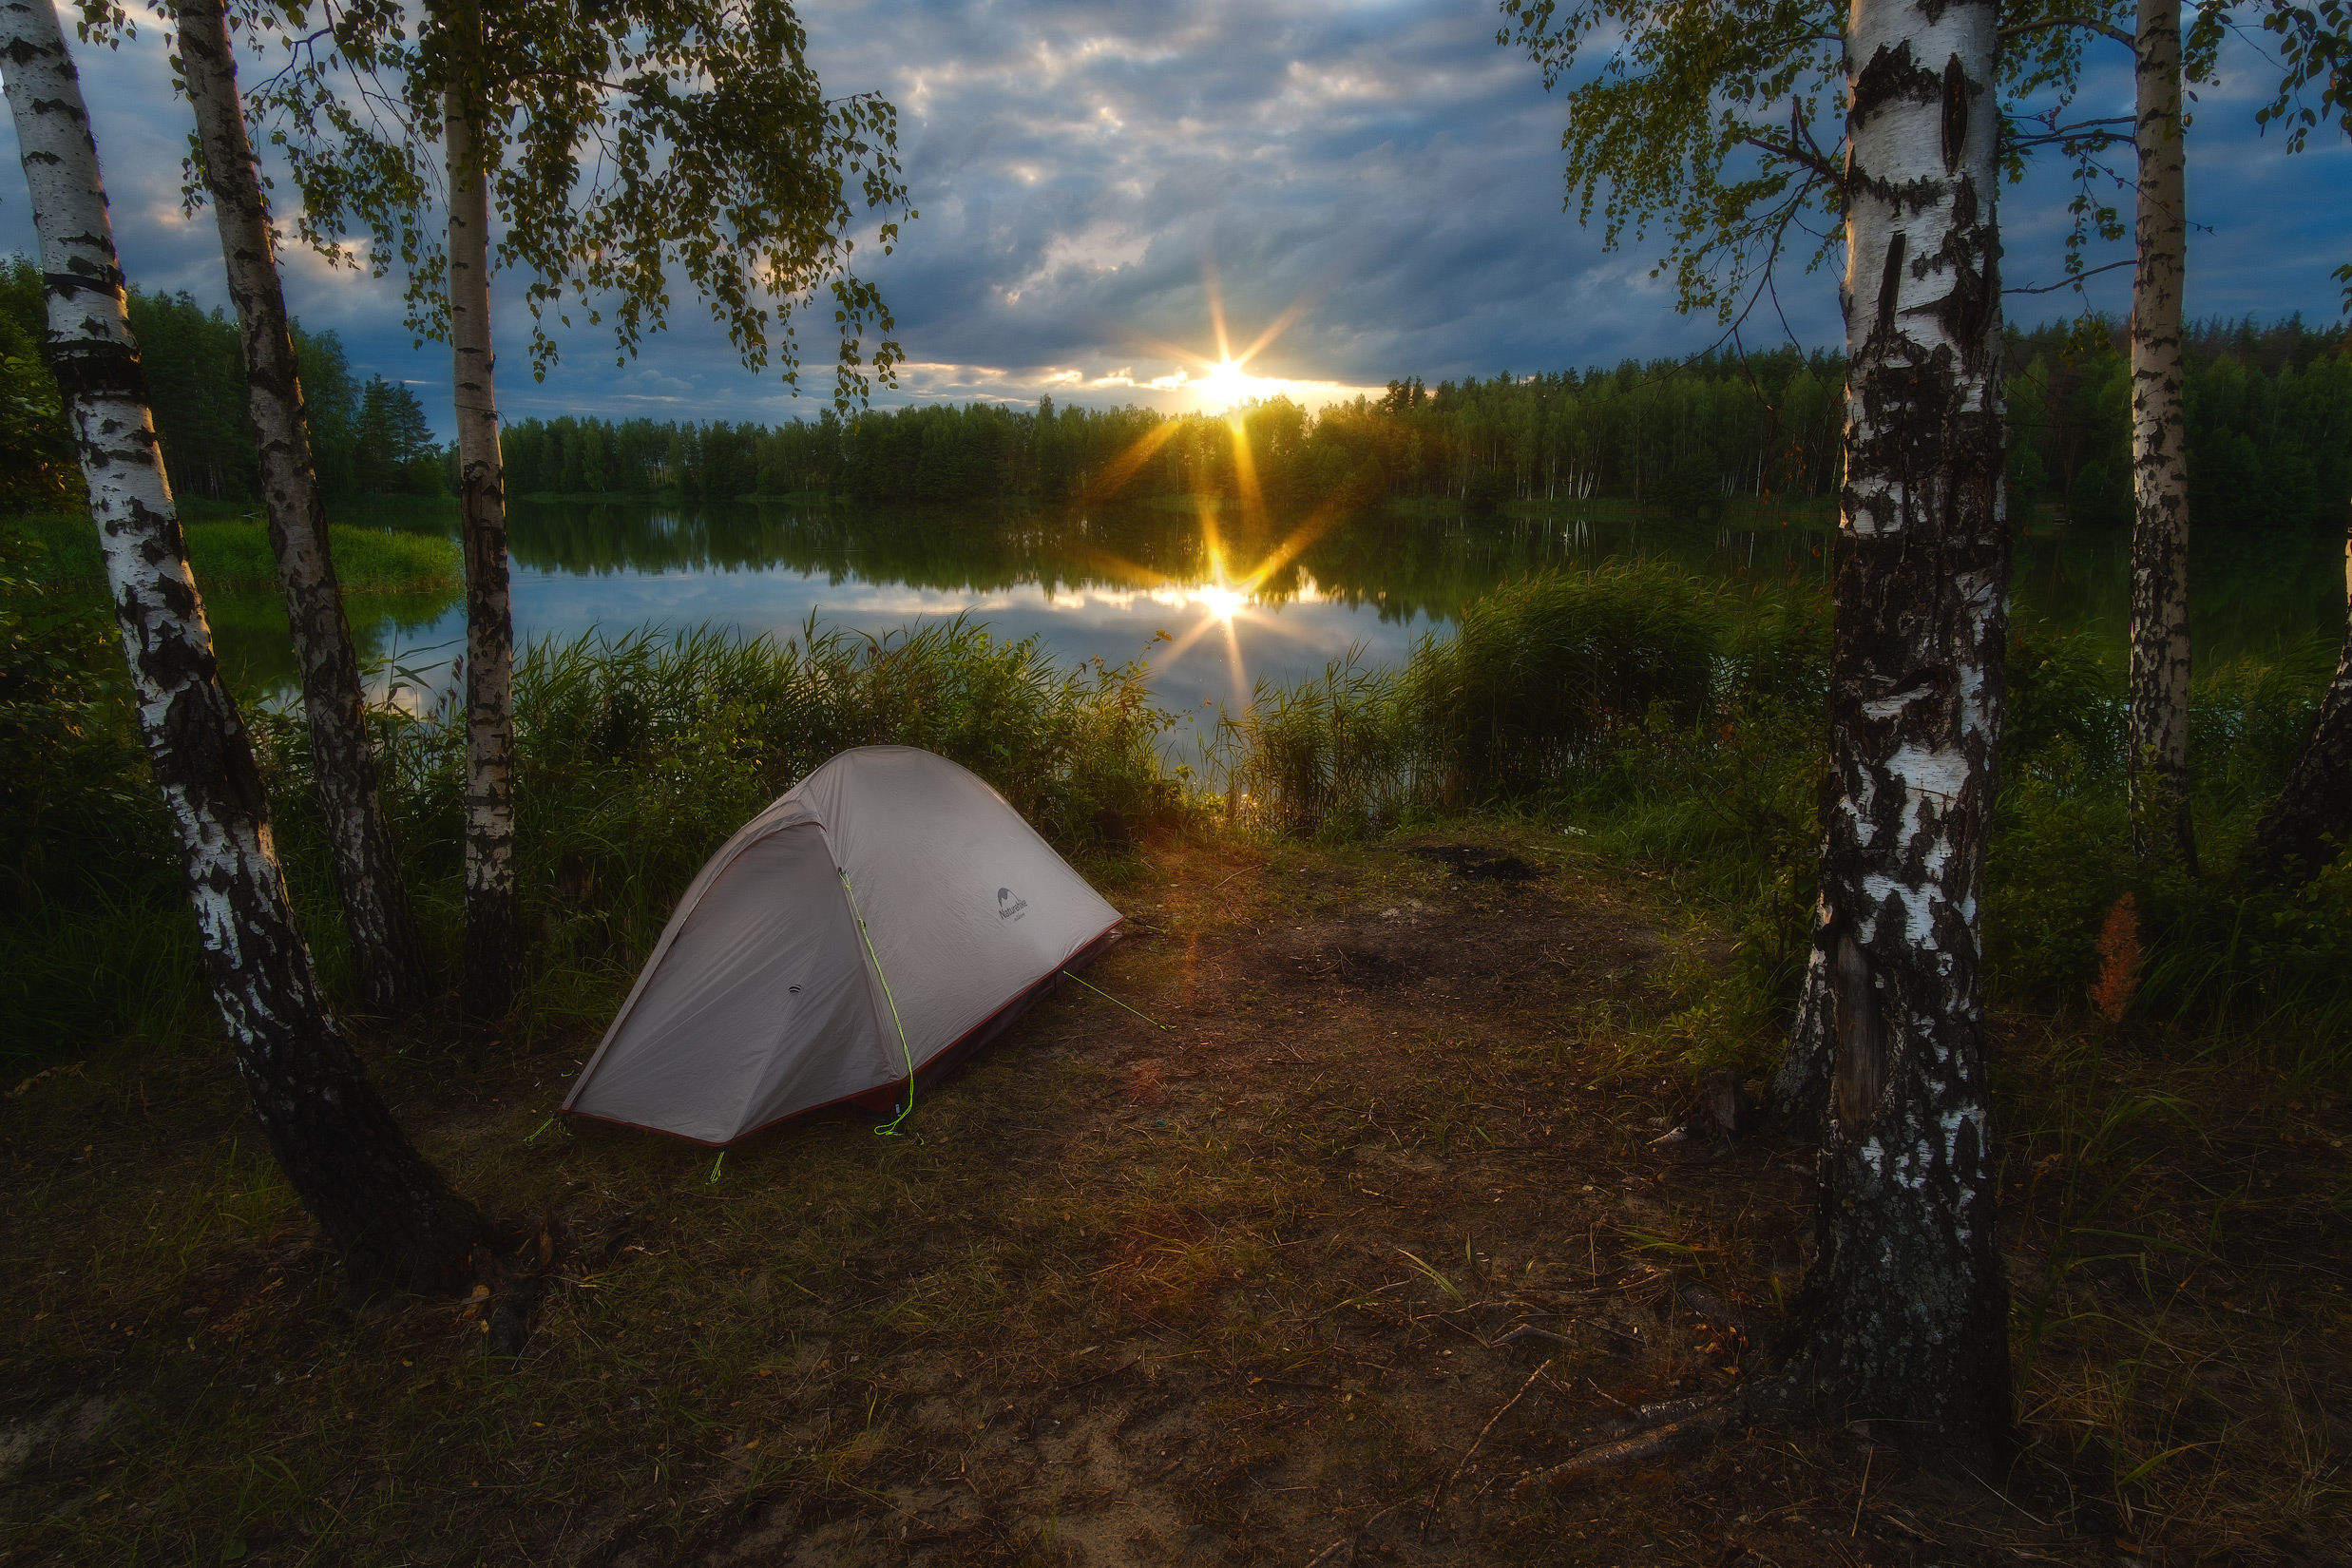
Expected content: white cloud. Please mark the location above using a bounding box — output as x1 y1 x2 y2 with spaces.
1 0 2341 440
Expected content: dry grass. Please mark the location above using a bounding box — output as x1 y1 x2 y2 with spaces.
2 826 2345 1566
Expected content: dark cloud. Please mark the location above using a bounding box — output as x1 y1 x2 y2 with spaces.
3 0 2343 437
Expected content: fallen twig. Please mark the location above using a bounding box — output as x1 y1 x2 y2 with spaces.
1422 1357 1553 1539
1518 1406 1730 1494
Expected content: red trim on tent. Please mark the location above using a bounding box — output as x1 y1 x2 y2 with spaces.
560 921 1124 1148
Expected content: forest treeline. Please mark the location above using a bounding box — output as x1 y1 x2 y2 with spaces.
475 318 2352 529
6 245 2346 527
1 258 445 505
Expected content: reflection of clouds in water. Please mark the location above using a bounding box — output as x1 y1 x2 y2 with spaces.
362 557 1436 731
332 501 1851 745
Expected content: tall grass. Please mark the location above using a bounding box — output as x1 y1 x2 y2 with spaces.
1217 563 1731 833
7 519 2347 1079
249 616 1189 1041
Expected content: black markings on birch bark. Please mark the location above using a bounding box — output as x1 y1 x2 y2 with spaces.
3 0 484 1291
173 0 433 1012
1775 0 2011 1467
446 84 520 1018
1875 232 1909 344
1940 54 1968 174
2128 0 2196 868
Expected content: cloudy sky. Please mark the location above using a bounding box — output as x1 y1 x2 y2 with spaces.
3 0 2345 435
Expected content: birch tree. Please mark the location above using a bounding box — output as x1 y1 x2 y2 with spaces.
169 0 436 1011
1506 0 2013 1459
1 0 485 1290
258 0 911 1017
1787 0 2013 1458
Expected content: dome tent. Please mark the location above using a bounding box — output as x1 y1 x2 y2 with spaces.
563 747 1121 1145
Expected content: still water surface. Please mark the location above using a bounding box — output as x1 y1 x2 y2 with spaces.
210 499 2345 736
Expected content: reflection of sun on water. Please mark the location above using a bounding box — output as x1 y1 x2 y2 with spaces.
1194 583 1246 621
1091 266 1363 706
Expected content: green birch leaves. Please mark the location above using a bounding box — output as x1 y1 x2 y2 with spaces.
252 0 914 405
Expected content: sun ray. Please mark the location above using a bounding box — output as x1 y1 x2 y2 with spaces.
1200 253 1233 365
1226 411 1266 529
1238 497 1348 596
1086 418 1183 501
1233 293 1312 369
1218 613 1251 709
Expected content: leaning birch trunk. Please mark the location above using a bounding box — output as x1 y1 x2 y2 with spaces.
175 0 434 1012
0 0 485 1290
2244 512 2352 883
2128 0 2196 869
1780 0 2012 1463
445 87 519 1017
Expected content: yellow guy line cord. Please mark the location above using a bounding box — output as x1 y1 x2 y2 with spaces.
840 870 918 1138
1061 967 1171 1030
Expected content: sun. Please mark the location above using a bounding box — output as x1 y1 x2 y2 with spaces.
1195 358 1268 410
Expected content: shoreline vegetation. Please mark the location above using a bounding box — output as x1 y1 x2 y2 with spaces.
7 542 2343 1073
15 510 462 596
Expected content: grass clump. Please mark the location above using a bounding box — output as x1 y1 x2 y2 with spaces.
1217 562 1730 839
1401 561 1727 806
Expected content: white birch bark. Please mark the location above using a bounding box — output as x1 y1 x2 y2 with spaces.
446 86 519 1016
2128 0 2196 867
174 0 434 1010
1 0 482 1287
1782 0 2013 1463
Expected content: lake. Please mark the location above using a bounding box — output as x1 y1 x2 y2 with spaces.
207 498 2347 742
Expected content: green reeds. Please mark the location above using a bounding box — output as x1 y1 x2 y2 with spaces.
1400 562 1727 806
1217 649 1405 837
245 616 1190 1044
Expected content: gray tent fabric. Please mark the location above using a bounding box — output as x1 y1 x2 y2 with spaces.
563 746 1122 1144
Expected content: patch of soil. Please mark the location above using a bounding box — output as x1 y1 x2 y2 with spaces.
4 827 2340 1567
1409 844 1541 882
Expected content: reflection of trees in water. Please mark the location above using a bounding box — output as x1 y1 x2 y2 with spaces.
211 586 459 700
2013 526 2342 663
499 499 1842 627
220 505 2330 701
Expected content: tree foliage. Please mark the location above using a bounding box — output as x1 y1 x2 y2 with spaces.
1498 0 2349 320
252 0 913 401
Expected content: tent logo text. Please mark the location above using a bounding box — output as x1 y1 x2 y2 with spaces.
997 888 1028 922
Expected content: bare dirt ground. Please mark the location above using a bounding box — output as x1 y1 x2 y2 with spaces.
5 828 2346 1565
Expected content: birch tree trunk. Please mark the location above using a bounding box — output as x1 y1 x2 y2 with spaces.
2244 516 2352 883
445 86 519 1018
174 0 434 1013
1 0 485 1290
2129 0 2196 869
1778 0 2013 1464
